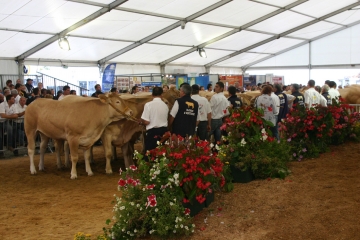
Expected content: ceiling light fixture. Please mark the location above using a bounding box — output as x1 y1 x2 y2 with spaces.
198 48 207 58
58 37 70 51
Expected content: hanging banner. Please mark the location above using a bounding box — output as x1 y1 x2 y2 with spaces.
102 63 116 92
244 75 256 86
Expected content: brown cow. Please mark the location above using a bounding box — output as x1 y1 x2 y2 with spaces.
25 93 132 179
339 85 360 104
96 88 180 172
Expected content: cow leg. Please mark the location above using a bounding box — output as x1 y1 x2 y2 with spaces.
83 148 93 176
27 130 37 175
101 134 113 174
112 145 117 161
68 139 80 179
54 139 64 169
122 142 135 168
64 141 70 168
39 133 49 171
89 145 94 164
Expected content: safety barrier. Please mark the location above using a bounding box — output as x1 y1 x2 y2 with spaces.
0 118 27 154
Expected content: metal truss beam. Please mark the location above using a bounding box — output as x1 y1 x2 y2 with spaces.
205 1 360 68
159 0 308 65
243 19 360 69
98 0 233 64
16 0 128 60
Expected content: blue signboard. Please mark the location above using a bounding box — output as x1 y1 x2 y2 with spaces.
102 63 116 92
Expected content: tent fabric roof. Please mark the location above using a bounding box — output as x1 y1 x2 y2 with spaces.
0 0 360 69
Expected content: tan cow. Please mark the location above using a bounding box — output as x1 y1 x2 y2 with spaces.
339 85 360 104
97 88 180 172
25 93 133 179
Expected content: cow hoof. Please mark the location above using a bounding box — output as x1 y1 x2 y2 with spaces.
30 170 37 175
70 174 77 179
30 166 37 175
88 172 94 176
106 170 113 174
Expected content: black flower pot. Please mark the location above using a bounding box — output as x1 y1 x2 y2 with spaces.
205 191 215 208
230 165 254 183
182 200 205 217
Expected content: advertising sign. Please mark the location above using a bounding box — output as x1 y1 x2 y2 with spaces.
102 63 116 92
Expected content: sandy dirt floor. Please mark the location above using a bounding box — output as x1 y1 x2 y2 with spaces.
0 142 359 240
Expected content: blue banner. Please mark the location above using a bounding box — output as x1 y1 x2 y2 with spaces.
102 63 116 92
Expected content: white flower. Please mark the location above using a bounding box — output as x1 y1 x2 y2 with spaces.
152 217 156 221
130 202 135 206
180 224 184 228
149 230 155 234
127 231 130 235
122 228 125 232
173 173 179 179
157 141 160 146
155 208 159 212
261 128 266 133
175 224 178 228
134 229 137 233
119 206 125 210
170 202 174 206
165 226 168 230
136 204 140 208
240 138 247 146
173 230 176 233
185 226 189 230
139 207 143 211
215 144 220 150
210 143 214 148
192 224 195 227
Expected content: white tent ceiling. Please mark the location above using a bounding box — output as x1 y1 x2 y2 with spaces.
0 0 360 70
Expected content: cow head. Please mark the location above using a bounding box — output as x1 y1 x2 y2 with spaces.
99 93 133 119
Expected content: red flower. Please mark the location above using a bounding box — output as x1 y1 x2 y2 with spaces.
146 184 155 190
129 165 137 171
183 198 190 203
118 179 126 187
147 194 157 207
184 208 191 216
268 107 273 112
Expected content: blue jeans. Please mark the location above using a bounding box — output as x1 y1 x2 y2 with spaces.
209 119 223 144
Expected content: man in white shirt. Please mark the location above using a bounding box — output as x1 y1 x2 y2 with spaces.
328 81 341 103
140 87 169 153
11 89 21 105
191 84 211 141
0 95 24 154
304 80 322 109
58 86 71 101
209 81 230 144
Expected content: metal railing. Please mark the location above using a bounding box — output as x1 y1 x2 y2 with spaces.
349 104 360 113
0 118 27 154
0 73 89 96
38 72 89 96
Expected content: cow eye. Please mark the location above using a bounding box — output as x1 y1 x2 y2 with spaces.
116 101 120 103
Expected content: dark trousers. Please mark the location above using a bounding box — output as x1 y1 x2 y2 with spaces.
197 121 208 141
144 127 167 153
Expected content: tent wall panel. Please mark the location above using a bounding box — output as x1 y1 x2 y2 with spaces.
0 60 18 74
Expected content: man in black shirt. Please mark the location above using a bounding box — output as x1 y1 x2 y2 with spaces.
169 84 199 138
291 84 305 107
274 84 288 122
321 84 332 105
227 86 242 109
91 84 104 98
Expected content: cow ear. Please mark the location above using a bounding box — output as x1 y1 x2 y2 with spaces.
98 94 109 104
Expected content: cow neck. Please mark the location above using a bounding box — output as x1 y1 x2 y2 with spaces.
108 102 138 123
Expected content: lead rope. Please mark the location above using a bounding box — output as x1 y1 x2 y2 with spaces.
108 102 139 123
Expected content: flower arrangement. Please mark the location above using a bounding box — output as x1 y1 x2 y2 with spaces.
102 135 224 239
219 106 291 179
279 101 360 159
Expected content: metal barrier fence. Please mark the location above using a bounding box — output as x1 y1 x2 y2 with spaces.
39 72 89 96
349 104 360 113
0 118 27 154
0 73 89 96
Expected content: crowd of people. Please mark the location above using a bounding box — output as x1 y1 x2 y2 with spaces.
0 77 343 157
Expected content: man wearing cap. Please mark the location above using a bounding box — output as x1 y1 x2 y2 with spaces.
191 84 211 141
291 84 305 107
25 78 34 94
